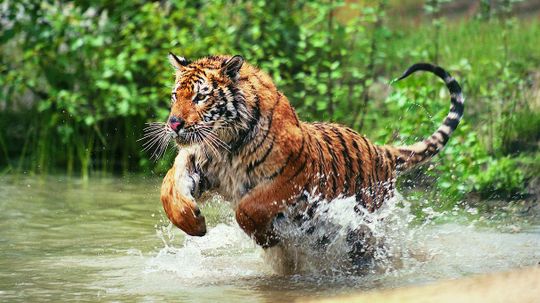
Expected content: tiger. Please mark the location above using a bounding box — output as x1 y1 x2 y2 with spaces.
154 53 464 256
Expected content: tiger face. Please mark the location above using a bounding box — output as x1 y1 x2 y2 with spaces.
167 53 249 148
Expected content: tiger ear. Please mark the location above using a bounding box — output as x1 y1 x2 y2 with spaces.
168 52 189 70
221 55 244 80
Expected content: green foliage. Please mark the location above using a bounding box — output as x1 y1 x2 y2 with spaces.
499 98 540 156
472 156 525 200
0 0 538 208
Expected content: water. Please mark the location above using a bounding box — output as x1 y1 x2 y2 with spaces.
0 176 538 302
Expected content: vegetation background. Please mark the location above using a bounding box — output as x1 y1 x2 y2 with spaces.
1 0 539 218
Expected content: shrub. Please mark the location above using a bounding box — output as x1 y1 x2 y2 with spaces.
472 157 526 200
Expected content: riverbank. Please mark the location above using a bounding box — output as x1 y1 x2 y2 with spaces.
308 266 540 303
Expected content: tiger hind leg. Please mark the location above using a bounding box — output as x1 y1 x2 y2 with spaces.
346 224 378 270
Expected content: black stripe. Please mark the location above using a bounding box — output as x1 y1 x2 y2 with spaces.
361 137 375 193
352 139 366 206
333 127 353 194
291 107 300 126
383 149 393 184
443 117 460 130
451 101 464 116
314 136 327 191
361 136 372 159
267 153 292 180
396 147 410 167
189 73 204 83
302 133 324 194
423 142 438 157
432 65 448 79
221 86 236 119
247 136 275 174
287 157 307 182
290 134 305 163
351 139 360 154
436 129 450 144
345 127 356 135
373 146 381 185
248 94 280 154
321 130 339 195
245 89 261 129
384 149 394 165
229 88 261 154
361 137 373 168
384 149 396 179
378 150 387 182
227 84 239 109
352 139 363 188
249 107 275 153
213 88 228 118
446 79 461 94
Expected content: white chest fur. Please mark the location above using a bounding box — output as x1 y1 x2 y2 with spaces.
200 153 254 205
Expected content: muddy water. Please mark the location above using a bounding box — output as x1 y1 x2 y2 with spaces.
0 176 538 302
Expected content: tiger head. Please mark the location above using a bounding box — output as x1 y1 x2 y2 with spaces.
166 53 251 151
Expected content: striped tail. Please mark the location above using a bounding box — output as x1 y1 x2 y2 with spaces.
393 63 465 172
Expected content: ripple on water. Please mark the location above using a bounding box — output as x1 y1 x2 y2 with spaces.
1 176 539 302
91 194 539 301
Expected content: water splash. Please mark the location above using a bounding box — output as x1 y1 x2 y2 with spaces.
143 192 539 285
145 193 424 279
265 193 419 275
146 223 269 284
2 176 537 302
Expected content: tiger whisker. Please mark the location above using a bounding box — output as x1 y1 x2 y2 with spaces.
200 134 222 156
140 121 175 161
139 130 170 141
142 136 165 151
146 137 169 158
196 127 230 151
203 132 230 151
197 131 220 157
189 126 226 157
156 136 172 160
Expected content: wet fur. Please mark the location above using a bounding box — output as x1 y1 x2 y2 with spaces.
157 55 464 251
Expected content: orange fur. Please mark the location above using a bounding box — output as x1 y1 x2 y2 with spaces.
158 55 463 248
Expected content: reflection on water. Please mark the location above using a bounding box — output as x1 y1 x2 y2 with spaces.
0 176 538 302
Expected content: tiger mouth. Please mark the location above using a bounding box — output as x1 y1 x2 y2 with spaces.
174 132 191 145
173 129 200 146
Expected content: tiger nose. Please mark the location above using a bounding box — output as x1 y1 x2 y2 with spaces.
168 116 185 132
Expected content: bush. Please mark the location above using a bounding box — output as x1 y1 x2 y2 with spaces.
472 157 526 200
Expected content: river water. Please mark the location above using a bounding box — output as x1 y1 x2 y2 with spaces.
0 175 538 302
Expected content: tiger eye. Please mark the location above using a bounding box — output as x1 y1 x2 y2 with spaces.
194 94 206 103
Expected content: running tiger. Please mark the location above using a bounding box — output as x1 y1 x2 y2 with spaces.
148 53 464 252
